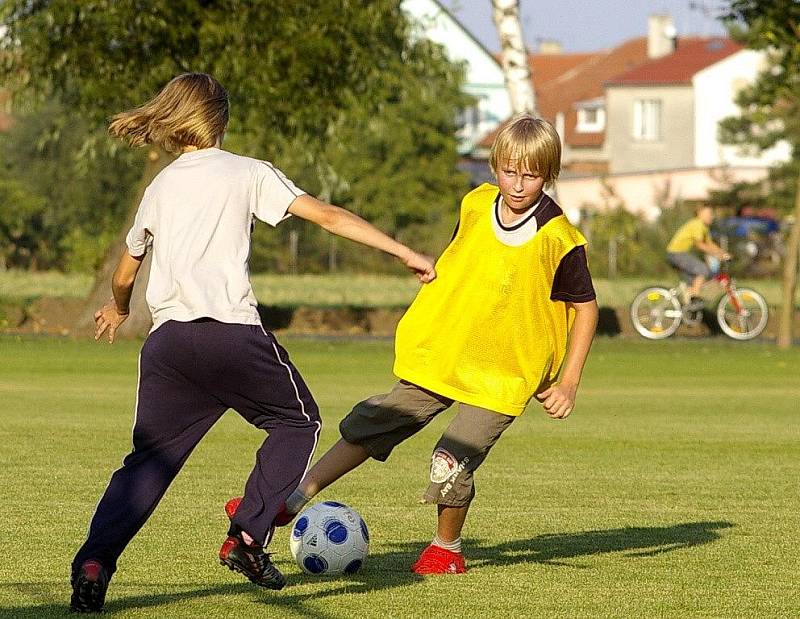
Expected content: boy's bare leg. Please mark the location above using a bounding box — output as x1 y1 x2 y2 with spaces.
436 504 469 542
689 274 705 298
287 439 369 511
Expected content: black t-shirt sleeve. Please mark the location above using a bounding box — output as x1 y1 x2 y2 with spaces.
550 245 596 302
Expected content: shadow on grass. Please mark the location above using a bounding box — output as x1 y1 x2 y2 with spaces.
0 582 255 619
464 520 735 567
1 520 732 618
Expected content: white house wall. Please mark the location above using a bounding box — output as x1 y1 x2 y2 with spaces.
556 166 772 221
402 0 512 150
605 85 695 174
693 49 791 168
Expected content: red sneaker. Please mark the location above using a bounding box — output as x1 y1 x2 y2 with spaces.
224 497 242 520
411 544 467 574
224 496 295 527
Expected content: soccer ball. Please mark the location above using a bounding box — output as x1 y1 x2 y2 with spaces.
289 501 369 576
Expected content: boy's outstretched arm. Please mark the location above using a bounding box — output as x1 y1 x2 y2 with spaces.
94 252 145 343
695 238 730 261
287 194 436 282
536 299 598 419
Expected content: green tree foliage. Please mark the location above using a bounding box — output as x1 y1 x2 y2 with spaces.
579 181 693 279
250 37 470 273
0 0 469 273
718 0 800 210
0 176 45 270
582 206 694 279
0 103 141 270
719 1 800 151
706 160 800 217
718 0 800 347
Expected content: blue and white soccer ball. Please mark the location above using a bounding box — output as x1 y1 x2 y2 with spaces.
289 501 369 576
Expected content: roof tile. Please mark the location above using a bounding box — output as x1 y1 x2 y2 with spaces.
606 37 742 85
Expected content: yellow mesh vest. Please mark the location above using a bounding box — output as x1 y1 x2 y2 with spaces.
394 183 587 416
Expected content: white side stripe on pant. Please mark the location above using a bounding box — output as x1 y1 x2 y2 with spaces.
260 326 321 477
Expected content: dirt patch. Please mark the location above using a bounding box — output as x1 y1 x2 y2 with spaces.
3 298 799 341
0 299 26 331
365 308 405 336
2 296 86 336
258 305 404 336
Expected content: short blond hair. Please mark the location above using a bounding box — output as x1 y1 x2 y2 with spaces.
489 114 561 184
109 73 229 155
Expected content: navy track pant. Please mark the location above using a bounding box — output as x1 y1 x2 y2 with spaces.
72 319 321 575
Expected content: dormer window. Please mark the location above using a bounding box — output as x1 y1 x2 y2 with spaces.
575 99 605 133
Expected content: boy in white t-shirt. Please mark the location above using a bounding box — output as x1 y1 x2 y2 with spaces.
70 72 436 613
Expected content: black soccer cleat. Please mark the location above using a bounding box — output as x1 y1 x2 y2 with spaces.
219 535 286 590
70 559 109 613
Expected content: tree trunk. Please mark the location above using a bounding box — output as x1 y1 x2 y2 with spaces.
776 168 800 349
491 0 537 115
73 147 173 339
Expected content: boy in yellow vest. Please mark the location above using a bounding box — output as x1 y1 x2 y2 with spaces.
227 114 599 574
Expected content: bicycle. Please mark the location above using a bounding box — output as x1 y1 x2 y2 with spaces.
630 262 769 340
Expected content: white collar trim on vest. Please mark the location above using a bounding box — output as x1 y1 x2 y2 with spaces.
492 192 544 247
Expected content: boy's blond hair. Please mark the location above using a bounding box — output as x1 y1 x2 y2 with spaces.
109 73 229 155
489 114 561 184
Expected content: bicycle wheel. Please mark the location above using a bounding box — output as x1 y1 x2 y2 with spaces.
716 287 769 340
630 287 682 339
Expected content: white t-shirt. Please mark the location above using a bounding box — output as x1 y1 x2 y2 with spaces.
125 147 304 331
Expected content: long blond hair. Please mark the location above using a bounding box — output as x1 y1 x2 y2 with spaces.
489 114 561 184
109 73 229 154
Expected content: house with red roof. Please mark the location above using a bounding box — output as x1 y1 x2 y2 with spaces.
554 34 791 218
604 37 789 175
528 34 651 175
460 14 790 218
475 16 676 177
402 1 657 171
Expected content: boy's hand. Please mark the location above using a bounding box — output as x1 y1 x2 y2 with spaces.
536 382 577 419
94 299 129 343
403 251 437 283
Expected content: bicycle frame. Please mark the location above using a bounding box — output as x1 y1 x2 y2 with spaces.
713 271 743 315
673 263 742 313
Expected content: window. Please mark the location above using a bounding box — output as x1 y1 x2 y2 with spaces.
576 106 605 133
633 99 661 141
456 96 488 135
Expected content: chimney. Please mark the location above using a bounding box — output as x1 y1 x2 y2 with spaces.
538 39 562 55
648 15 677 59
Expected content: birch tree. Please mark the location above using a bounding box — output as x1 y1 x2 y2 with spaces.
491 0 537 115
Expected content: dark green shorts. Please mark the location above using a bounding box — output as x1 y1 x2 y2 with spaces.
339 380 515 506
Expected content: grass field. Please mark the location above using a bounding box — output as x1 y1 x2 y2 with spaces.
2 269 799 309
1 336 799 618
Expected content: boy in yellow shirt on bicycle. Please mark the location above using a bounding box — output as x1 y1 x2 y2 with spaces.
667 206 731 302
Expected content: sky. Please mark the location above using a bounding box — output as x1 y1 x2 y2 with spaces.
438 0 728 54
